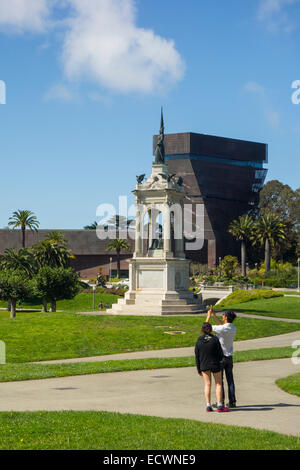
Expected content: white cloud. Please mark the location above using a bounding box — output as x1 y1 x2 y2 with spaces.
257 0 300 32
61 0 185 94
0 0 50 32
0 0 184 95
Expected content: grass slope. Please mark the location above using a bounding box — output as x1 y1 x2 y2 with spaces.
217 289 283 308
0 292 119 313
0 411 299 450
1 311 300 363
218 296 300 320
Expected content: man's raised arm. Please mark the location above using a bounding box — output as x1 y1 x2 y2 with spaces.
206 308 222 325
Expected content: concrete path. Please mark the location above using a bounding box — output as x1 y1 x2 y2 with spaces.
236 312 300 323
0 358 299 437
33 330 300 365
78 310 300 323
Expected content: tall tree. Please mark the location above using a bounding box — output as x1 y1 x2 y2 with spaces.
32 232 74 269
83 221 98 230
0 270 33 318
8 210 39 248
106 239 130 278
228 214 255 276
35 267 80 313
107 215 135 230
45 231 68 245
84 217 135 231
259 181 298 262
259 180 296 221
0 248 36 278
254 213 286 273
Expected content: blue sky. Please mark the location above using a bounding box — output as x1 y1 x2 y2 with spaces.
0 0 300 229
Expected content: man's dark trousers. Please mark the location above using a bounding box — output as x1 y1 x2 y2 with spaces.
222 356 236 406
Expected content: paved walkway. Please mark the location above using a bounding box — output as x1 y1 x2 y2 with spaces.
33 331 300 365
77 310 300 323
0 358 299 436
235 312 300 323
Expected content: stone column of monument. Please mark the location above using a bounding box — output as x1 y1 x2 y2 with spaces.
107 111 204 315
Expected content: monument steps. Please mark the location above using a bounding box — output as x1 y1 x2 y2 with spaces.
107 301 205 315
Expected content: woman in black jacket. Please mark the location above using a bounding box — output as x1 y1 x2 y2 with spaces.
195 322 228 412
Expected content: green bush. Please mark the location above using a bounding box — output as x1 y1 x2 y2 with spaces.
247 259 298 288
217 289 284 308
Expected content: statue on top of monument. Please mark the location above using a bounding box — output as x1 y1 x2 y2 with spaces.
154 108 165 164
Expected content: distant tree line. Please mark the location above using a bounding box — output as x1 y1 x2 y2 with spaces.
228 180 300 275
0 211 80 318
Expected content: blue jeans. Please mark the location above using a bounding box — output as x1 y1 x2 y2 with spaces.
222 356 236 405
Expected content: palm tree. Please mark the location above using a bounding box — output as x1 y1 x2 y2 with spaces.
83 221 98 230
228 214 255 276
254 213 286 273
45 231 68 245
0 248 36 278
8 210 39 248
106 239 130 279
32 232 74 269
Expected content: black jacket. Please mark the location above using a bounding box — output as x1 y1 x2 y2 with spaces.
195 334 224 373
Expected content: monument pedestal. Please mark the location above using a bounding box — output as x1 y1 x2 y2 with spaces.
107 256 205 315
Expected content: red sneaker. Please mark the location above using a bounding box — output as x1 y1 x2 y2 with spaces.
217 406 230 412
206 406 213 412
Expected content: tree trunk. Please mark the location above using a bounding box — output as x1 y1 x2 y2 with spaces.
42 299 48 313
22 226 25 248
117 249 121 279
265 238 271 273
10 298 17 319
50 300 56 313
241 240 247 277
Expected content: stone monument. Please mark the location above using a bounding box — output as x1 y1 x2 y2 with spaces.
107 111 204 315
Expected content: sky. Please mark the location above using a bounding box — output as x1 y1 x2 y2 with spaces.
0 0 300 229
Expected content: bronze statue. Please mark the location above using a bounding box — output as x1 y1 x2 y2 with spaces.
159 173 176 182
154 108 165 164
176 176 184 186
136 174 146 184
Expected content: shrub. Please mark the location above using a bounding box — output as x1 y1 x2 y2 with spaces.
217 289 284 308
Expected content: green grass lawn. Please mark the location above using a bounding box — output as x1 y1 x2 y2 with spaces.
1 310 300 363
276 373 300 397
0 347 294 382
0 411 298 450
0 292 119 313
217 296 300 320
279 291 300 296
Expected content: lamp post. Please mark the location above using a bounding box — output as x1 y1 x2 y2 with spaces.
92 284 96 310
298 258 300 293
110 257 112 282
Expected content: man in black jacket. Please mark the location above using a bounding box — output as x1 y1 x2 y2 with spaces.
195 323 229 413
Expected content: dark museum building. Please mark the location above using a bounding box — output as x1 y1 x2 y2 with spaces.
158 132 268 267
0 132 268 276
